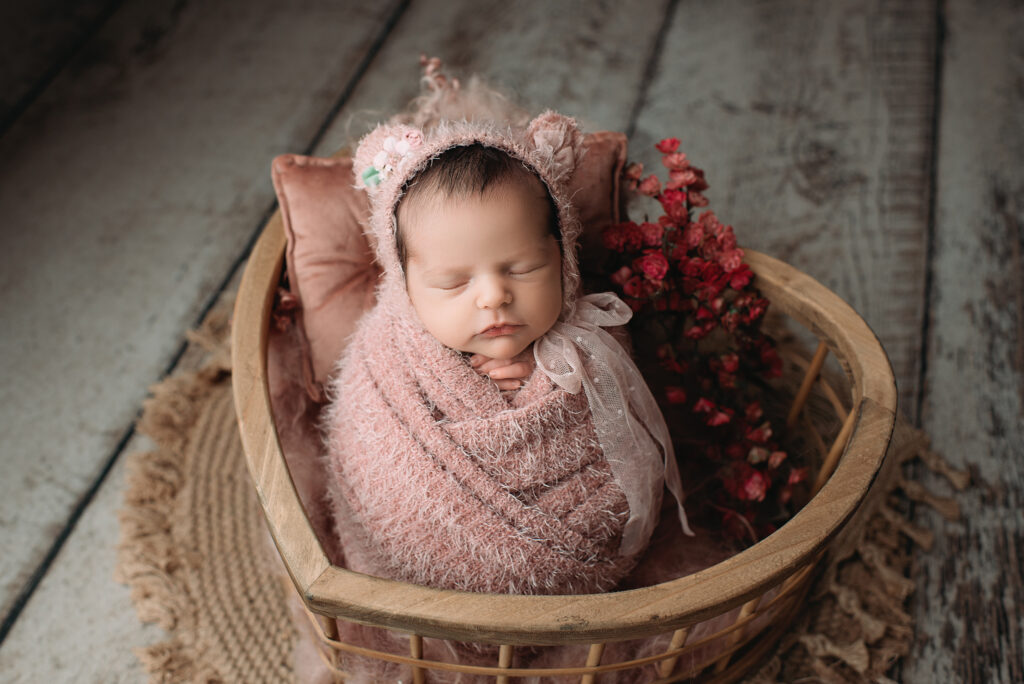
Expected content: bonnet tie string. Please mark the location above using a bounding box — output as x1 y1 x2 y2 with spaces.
534 292 694 556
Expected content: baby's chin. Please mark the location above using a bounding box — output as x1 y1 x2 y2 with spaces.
463 336 534 360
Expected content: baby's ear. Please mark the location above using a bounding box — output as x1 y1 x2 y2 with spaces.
353 123 425 191
526 111 585 185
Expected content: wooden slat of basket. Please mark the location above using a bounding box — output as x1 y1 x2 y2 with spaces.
786 341 829 429
409 633 425 684
712 596 761 674
496 644 514 684
580 642 606 684
657 627 690 678
786 348 850 423
232 219 898 646
813 408 858 496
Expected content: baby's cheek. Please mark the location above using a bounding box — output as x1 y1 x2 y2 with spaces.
541 280 563 328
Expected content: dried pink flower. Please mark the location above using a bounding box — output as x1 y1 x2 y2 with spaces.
637 174 662 197
656 137 681 153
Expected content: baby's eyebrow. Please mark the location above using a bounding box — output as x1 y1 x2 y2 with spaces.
418 265 469 279
500 244 553 263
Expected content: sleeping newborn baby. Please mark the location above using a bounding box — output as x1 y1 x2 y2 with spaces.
322 111 691 596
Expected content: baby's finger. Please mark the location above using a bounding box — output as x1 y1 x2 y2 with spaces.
488 361 533 381
494 378 522 391
469 354 489 369
476 358 513 374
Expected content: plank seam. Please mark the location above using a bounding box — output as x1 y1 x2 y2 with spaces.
0 421 140 646
898 1 944 679
624 0 679 141
913 0 945 426
298 0 412 158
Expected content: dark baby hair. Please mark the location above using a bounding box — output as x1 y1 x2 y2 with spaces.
395 143 561 268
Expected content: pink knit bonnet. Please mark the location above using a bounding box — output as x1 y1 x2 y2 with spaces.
351 63 692 556
353 110 586 313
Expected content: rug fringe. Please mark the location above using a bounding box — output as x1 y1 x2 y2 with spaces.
133 640 221 684
763 417 961 682
116 311 229 682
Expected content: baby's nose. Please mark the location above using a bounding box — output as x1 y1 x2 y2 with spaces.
475 276 511 309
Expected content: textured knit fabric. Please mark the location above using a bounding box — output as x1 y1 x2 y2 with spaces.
323 298 640 593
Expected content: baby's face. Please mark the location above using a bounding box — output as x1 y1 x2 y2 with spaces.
402 178 562 360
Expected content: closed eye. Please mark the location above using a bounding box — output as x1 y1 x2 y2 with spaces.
435 281 468 291
510 263 547 276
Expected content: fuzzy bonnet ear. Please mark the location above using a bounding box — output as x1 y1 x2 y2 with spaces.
526 110 585 185
352 123 425 191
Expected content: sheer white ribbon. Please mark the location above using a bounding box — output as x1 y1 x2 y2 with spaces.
534 292 694 556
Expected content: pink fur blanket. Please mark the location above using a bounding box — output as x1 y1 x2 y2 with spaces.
322 297 649 595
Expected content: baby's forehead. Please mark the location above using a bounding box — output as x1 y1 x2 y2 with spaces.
399 176 550 233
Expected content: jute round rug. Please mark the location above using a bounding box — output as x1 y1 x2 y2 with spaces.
116 308 967 683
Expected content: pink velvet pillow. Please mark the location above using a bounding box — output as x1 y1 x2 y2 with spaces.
570 131 628 268
271 132 628 402
271 154 379 401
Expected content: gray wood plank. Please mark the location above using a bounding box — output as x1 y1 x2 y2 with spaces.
905 1 1024 681
315 0 671 154
0 444 158 684
0 289 235 683
0 0 115 129
0 0 401 625
0 276 238 682
630 0 937 420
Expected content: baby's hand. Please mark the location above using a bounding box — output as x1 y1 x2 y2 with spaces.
470 349 535 391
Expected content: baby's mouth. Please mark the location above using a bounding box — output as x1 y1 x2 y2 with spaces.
479 323 523 337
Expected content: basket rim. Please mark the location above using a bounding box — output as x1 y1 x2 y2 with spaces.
231 206 897 646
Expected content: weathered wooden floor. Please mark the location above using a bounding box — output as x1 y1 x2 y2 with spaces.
0 0 1020 681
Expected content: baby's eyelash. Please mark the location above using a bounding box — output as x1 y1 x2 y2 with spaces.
510 264 544 275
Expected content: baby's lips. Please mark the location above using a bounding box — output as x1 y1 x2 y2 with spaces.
478 321 522 335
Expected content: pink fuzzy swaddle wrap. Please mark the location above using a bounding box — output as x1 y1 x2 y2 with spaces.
324 297 637 593
322 75 691 597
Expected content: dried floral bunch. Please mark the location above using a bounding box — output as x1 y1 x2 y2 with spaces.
599 138 807 544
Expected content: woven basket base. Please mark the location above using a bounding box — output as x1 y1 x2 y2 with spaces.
117 308 960 683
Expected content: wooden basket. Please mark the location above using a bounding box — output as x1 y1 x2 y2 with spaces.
231 213 897 682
